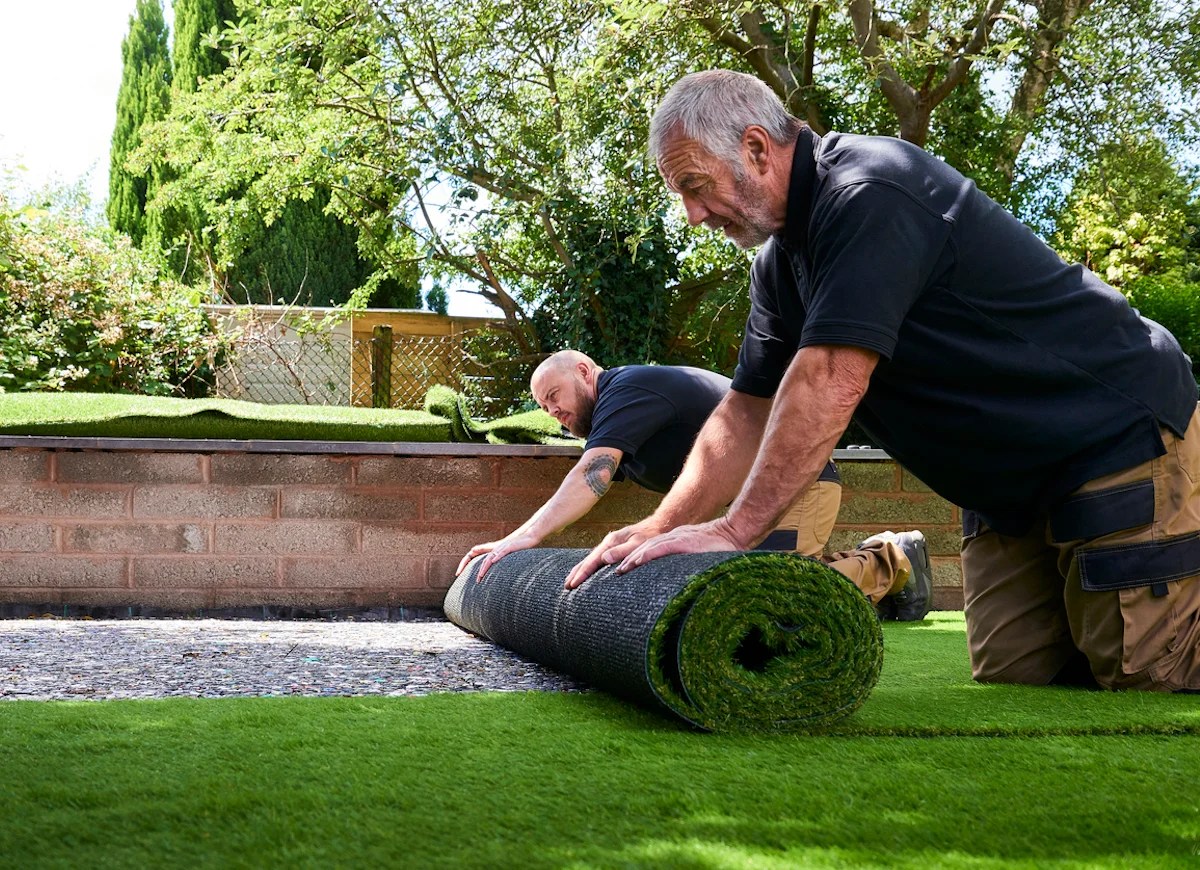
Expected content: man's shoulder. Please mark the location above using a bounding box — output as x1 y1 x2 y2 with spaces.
816 131 971 206
818 131 939 177
603 364 731 396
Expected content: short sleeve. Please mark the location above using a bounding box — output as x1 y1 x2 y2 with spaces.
801 182 952 358
731 241 801 398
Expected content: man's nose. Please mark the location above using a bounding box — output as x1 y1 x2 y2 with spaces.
681 193 709 227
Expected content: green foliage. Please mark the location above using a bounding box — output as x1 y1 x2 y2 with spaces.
532 207 679 367
1053 136 1197 287
1021 0 1200 230
107 0 172 246
1126 271 1200 379
459 327 543 416
224 190 418 308
926 76 1013 206
114 0 384 308
137 0 745 353
126 0 1200 375
424 283 449 316
0 192 223 396
171 0 239 93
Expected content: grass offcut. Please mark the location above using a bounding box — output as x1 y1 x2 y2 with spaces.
1 614 1198 869
0 391 574 445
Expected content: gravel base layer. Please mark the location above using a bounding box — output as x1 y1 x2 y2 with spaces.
0 619 586 701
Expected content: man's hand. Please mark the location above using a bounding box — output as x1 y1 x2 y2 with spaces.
564 517 671 589
456 532 541 581
614 516 744 574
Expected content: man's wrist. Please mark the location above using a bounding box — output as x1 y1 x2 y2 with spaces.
717 509 764 550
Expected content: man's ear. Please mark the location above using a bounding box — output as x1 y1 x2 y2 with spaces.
742 125 772 174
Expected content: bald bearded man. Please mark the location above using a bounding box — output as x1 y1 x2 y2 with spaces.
456 350 931 620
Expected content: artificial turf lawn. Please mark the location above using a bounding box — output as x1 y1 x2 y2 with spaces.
0 390 576 445
1 614 1197 869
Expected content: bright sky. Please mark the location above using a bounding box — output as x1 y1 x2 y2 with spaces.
0 1 143 206
0 0 496 316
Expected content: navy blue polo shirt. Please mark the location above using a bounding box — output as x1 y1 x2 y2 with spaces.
732 127 1197 536
587 365 840 494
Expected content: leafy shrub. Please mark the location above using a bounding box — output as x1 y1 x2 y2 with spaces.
0 195 225 395
1125 272 1200 380
459 327 541 417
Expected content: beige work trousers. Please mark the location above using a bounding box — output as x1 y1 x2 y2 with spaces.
776 480 911 604
962 409 1200 692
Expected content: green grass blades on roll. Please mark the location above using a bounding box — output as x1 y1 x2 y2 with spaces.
444 549 883 733
651 552 883 732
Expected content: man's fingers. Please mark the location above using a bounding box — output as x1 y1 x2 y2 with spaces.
565 546 613 589
616 536 676 573
456 543 493 577
565 539 640 589
616 539 655 574
600 540 640 571
616 523 740 573
455 549 481 577
564 552 602 589
475 548 507 582
565 530 623 589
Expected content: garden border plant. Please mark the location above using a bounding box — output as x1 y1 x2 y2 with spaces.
0 192 225 398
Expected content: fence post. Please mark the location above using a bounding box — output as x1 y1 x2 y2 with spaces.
371 324 393 408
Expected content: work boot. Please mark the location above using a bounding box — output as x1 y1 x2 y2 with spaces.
861 530 933 622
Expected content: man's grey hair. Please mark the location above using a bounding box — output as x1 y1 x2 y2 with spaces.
649 70 801 173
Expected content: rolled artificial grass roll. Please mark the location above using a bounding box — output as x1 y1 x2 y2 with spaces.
444 548 883 732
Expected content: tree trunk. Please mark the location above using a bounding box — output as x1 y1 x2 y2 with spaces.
997 0 1097 189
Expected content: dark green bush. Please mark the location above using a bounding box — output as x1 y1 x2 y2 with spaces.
0 196 225 396
1125 272 1200 380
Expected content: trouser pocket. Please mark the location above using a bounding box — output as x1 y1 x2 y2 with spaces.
1073 535 1199 678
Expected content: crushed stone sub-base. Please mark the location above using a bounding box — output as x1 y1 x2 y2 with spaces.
0 619 584 701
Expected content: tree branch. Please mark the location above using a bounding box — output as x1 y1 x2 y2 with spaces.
846 0 923 140
927 0 1008 107
997 0 1097 186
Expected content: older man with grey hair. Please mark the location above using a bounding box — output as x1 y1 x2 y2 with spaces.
567 69 1200 693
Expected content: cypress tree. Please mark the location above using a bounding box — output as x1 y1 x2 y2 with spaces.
168 0 416 308
145 0 241 275
107 0 172 245
171 0 238 94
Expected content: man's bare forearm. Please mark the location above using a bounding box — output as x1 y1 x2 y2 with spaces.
723 345 877 546
518 449 621 542
649 390 772 528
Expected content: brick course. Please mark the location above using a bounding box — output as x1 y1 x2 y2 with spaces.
56 452 204 485
0 451 49 483
0 447 964 611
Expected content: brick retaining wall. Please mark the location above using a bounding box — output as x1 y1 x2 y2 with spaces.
0 441 963 613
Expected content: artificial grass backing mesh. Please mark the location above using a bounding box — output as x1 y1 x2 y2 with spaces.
0 388 579 445
444 549 884 732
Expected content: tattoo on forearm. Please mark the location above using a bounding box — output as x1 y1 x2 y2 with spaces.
583 455 617 498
